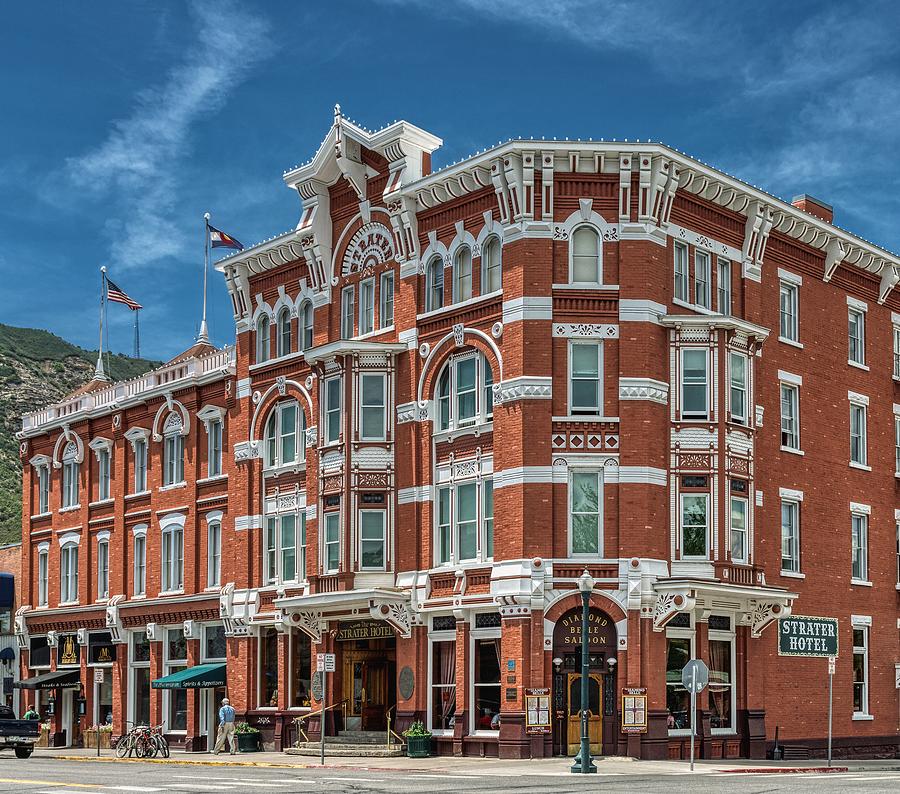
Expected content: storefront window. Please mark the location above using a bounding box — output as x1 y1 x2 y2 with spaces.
290 631 312 708
259 627 279 707
133 634 151 663
165 629 187 732
204 625 226 661
708 638 733 731
472 638 501 732
134 667 151 727
96 675 113 726
665 636 691 732
430 640 456 731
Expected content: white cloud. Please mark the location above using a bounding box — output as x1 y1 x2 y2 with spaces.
67 1 271 269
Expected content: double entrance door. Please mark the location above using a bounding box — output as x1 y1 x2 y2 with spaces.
341 639 396 731
566 672 603 755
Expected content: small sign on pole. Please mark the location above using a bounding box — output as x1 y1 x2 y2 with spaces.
316 653 336 673
94 668 105 684
681 660 709 772
315 653 336 764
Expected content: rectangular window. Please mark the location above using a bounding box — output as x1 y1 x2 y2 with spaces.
455 248 473 302
472 637 501 733
850 402 867 466
435 479 492 565
279 403 297 465
893 326 900 379
570 471 601 555
666 635 692 732
290 630 312 707
680 349 708 419
717 259 731 315
360 373 386 441
728 352 747 424
674 242 688 302
781 501 800 573
97 540 109 599
62 461 79 508
359 278 375 335
265 517 277 584
430 639 456 732
37 466 49 514
437 487 451 565
848 307 865 365
694 251 711 309
60 545 78 603
134 439 147 493
896 523 900 586
729 497 748 563
681 494 708 558
134 535 146 597
852 626 869 715
341 286 354 339
324 512 340 573
164 434 184 486
208 420 222 478
895 416 900 475
38 550 48 607
280 514 296 582
779 281 799 342
162 528 184 592
851 514 868 582
708 631 734 732
570 341 601 415
258 627 279 708
780 384 800 450
324 377 341 444
456 483 477 562
98 449 110 501
164 629 188 732
360 510 386 570
207 521 221 588
483 479 494 560
455 356 477 425
379 271 394 328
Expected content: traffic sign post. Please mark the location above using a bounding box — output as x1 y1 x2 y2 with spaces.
316 654 336 764
681 659 709 772
93 668 105 757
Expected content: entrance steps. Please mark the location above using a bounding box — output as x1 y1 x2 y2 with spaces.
287 729 405 758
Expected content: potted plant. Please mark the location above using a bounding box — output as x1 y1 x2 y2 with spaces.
402 721 432 758
234 722 260 753
37 721 51 748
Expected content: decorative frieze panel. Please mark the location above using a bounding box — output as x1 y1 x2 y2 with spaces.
356 471 390 489
497 377 552 402
618 378 668 405
552 323 619 339
671 427 716 450
234 441 260 462
322 474 343 494
551 421 619 453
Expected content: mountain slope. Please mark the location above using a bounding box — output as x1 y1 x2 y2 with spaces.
0 324 159 544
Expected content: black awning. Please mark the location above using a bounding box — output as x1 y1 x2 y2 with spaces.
14 669 80 690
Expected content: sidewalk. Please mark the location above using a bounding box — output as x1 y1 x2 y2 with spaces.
31 747 900 776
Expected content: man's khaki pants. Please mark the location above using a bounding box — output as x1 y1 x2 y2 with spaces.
214 721 236 754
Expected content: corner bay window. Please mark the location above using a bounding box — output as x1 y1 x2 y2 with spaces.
680 349 708 420
569 341 602 415
680 493 708 558
265 511 305 584
359 510 386 570
435 477 493 565
360 373 386 441
323 512 340 573
570 471 601 555
436 352 493 431
264 401 304 468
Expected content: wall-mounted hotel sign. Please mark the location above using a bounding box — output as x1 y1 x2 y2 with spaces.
778 616 838 657
335 620 394 642
524 688 551 735
621 687 648 734
57 634 80 667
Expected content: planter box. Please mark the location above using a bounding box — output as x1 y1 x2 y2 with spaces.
236 732 259 753
36 728 50 748
84 730 112 749
406 735 432 758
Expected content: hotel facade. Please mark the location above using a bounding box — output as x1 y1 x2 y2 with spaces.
15 109 900 760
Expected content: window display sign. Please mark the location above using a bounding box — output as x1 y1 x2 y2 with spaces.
621 687 648 734
88 632 116 665
524 687 551 735
777 616 838 657
57 634 80 667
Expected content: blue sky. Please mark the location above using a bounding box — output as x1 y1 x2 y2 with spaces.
2 0 898 361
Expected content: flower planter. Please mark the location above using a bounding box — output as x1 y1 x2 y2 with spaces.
235 732 259 753
84 730 112 749
405 735 432 758
36 727 50 748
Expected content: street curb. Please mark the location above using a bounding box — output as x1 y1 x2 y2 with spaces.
721 767 849 774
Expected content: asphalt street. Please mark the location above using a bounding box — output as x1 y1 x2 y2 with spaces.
0 758 899 794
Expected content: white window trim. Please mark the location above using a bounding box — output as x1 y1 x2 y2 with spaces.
341 285 355 339
427 630 457 737
568 340 603 417
779 381 801 454
708 619 737 735
359 277 375 336
323 511 341 574
359 372 388 442
358 509 387 571
728 495 748 564
680 492 710 560
323 376 342 446
264 510 305 585
850 619 871 718
263 400 304 469
779 497 801 575
205 510 223 590
379 271 394 329
567 469 603 557
694 250 712 309
666 620 695 737
850 510 869 585
432 469 495 567
673 241 689 303
679 347 710 421
469 627 502 737
848 398 869 469
728 351 748 425
569 224 603 287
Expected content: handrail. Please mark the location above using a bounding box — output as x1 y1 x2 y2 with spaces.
293 699 348 746
386 705 405 748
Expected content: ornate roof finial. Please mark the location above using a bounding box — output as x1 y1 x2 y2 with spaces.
334 103 342 121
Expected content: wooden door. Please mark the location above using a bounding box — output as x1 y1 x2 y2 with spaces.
566 673 602 755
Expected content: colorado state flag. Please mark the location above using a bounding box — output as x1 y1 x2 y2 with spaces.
208 224 244 251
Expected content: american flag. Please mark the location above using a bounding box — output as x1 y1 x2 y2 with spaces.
106 277 142 310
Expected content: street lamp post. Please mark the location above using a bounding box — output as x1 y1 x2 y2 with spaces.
571 569 597 774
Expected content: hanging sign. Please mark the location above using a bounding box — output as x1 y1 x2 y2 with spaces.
57 635 80 667
621 687 648 734
524 688 551 735
335 620 394 642
778 616 838 657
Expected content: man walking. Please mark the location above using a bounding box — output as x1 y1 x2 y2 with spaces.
213 697 236 755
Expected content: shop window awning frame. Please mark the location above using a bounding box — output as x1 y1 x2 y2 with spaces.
14 668 80 690
151 662 226 690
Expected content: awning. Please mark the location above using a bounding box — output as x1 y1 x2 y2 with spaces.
14 669 80 690
151 663 226 690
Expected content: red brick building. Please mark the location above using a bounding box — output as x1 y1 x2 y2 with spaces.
16 109 900 759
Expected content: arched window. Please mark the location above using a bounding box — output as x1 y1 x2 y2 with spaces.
264 400 305 469
276 307 291 357
482 236 502 293
436 351 494 431
299 302 313 351
256 315 270 363
571 226 601 284
61 442 79 508
162 414 185 486
426 256 444 312
454 246 472 303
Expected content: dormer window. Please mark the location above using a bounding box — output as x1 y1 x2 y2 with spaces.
256 314 270 363
277 307 291 357
571 226 600 285
264 401 304 468
436 351 494 431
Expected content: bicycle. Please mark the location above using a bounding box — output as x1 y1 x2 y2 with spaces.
115 722 157 758
149 724 169 758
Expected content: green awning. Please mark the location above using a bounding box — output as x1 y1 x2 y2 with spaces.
151 663 226 690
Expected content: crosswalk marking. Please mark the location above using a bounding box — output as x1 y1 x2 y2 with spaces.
111 788 166 792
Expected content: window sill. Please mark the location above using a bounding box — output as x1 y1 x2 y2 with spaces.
159 482 187 492
197 474 228 485
131 594 146 600
263 461 307 478
58 601 80 607
432 422 493 445
849 462 872 472
668 729 693 737
249 349 308 372
551 283 619 291
89 498 114 508
850 579 872 587
778 336 804 349
552 415 620 423
158 590 185 597
848 360 869 371
59 505 81 514
851 713 874 721
125 491 151 500
31 512 52 520
780 570 806 579
710 729 738 736
781 446 804 456
357 325 395 342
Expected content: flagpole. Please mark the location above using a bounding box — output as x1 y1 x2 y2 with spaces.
134 309 141 358
95 267 108 380
199 212 210 343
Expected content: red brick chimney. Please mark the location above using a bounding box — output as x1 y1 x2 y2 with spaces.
791 194 833 223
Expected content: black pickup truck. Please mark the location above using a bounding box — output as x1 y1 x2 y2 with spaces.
0 706 40 758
